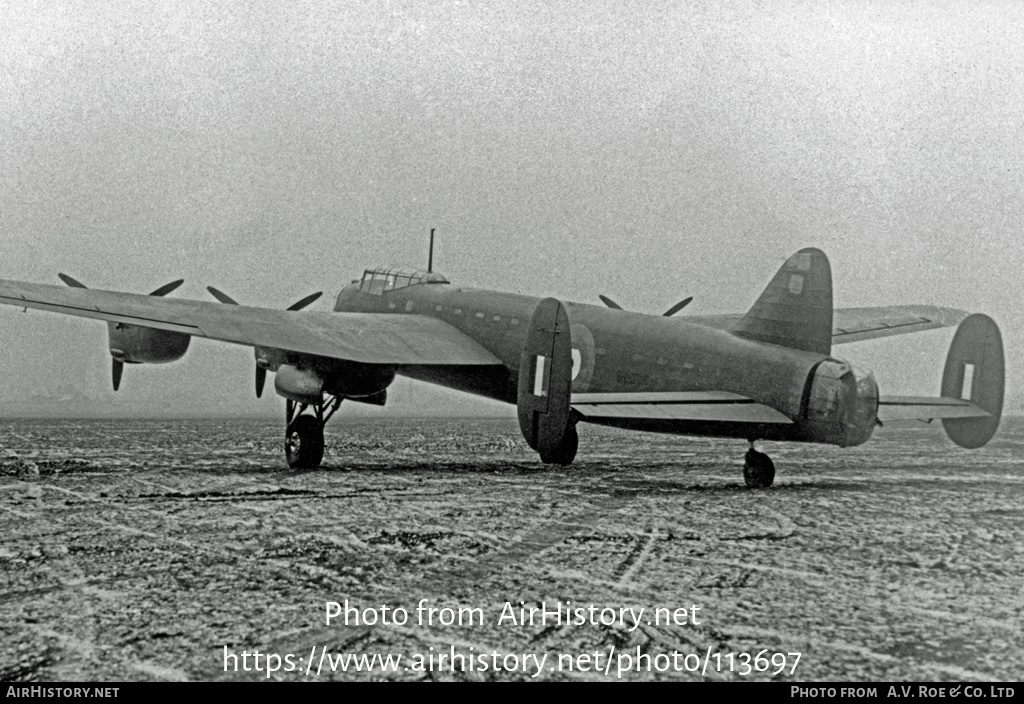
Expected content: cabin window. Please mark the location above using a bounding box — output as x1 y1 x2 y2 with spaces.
369 274 386 295
360 267 451 296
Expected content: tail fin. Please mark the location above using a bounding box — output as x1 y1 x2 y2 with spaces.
941 313 1004 448
731 248 833 355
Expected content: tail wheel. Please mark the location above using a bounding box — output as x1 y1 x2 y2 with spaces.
541 424 578 466
286 414 324 469
743 448 775 489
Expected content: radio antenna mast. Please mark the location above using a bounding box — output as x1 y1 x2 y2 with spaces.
428 228 435 273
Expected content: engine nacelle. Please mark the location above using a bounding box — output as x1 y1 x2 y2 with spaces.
108 323 191 364
275 364 325 404
804 359 878 447
274 361 396 404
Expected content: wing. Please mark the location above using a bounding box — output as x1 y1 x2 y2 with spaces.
681 305 968 345
877 395 992 422
571 391 793 424
0 279 501 366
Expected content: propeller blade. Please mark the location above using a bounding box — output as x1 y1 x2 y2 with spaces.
255 366 267 398
112 359 124 392
662 297 693 317
148 279 184 297
598 295 623 310
58 273 88 289
286 291 323 311
206 286 240 305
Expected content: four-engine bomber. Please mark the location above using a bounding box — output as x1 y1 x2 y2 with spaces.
0 248 1005 488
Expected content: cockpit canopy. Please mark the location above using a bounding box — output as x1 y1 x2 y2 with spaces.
358 266 449 295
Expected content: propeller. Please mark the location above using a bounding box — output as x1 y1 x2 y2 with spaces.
598 294 693 316
661 297 693 317
58 273 185 390
205 286 323 398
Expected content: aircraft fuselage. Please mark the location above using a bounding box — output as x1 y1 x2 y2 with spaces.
324 282 878 448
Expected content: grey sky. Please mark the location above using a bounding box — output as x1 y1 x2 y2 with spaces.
1 1 1021 416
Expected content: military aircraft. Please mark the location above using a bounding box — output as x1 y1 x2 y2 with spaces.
0 247 1004 488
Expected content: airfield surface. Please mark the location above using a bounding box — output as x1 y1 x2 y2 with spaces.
1 416 1022 681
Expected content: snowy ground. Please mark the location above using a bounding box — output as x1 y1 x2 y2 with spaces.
2 416 1022 681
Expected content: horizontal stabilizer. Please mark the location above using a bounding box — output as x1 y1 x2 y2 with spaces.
572 391 793 424
878 395 991 422
878 314 1004 449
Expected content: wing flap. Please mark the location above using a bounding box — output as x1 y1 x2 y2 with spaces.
571 391 793 424
878 395 992 422
0 279 502 366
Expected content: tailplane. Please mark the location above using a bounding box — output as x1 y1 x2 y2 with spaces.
876 313 1004 449
732 247 833 355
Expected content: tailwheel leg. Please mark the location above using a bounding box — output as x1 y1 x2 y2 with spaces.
743 441 775 489
284 395 342 470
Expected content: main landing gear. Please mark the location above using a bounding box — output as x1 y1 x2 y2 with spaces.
744 441 775 489
285 395 342 469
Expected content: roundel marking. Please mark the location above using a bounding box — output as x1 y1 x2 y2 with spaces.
569 323 596 392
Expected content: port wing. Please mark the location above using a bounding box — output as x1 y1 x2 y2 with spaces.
0 279 501 366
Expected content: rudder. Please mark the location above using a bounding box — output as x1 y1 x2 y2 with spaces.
731 248 833 356
517 297 574 457
941 313 1004 449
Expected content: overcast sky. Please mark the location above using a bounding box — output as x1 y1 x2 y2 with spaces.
1 0 1021 418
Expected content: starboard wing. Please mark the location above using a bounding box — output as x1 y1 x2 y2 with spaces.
0 279 501 366
681 305 968 345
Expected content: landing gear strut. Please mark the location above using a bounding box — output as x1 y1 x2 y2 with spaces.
743 441 775 489
285 395 342 469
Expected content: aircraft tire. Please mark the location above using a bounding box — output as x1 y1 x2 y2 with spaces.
541 424 578 466
743 448 774 489
286 414 324 469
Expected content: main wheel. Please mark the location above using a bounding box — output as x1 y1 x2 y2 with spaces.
286 414 325 469
743 448 775 489
541 424 578 466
